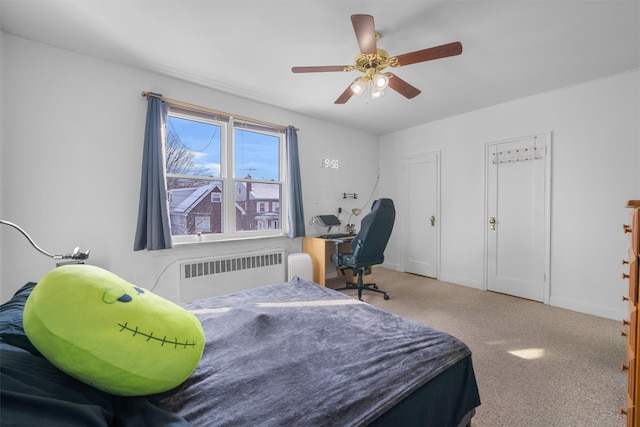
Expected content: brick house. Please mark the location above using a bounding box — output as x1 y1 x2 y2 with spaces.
168 180 281 235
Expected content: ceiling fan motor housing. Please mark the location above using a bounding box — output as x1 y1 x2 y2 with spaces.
354 49 390 75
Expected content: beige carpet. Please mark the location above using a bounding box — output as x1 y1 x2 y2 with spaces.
326 268 627 427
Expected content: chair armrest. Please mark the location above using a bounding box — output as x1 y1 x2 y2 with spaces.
331 239 345 267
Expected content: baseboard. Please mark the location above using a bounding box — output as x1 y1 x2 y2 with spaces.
550 294 626 321
381 261 402 271
438 274 484 290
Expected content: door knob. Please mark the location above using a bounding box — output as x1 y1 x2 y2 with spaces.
489 217 496 231
429 216 435 226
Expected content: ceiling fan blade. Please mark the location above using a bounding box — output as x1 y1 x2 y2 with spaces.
335 84 354 104
385 73 421 99
291 66 351 73
391 41 463 67
351 14 377 54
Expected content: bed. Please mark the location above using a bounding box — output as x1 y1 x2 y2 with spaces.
1 278 480 426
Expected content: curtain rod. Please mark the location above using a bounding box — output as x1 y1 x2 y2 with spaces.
141 91 297 131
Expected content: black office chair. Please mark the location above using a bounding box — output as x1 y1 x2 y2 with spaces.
330 198 395 301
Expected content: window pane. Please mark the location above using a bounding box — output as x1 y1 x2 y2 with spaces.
195 216 211 232
167 116 221 177
168 179 223 236
234 128 279 180
234 181 281 232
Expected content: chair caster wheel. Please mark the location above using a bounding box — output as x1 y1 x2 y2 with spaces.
384 294 389 300
372 284 379 290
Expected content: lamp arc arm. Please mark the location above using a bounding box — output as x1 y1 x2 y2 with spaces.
0 219 55 258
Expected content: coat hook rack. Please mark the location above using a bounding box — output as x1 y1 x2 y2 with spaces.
343 192 358 199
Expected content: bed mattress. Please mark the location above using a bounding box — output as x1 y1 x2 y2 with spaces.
156 278 481 426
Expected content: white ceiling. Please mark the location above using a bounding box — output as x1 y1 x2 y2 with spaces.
1 0 638 135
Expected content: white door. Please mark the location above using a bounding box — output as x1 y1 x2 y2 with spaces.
405 152 439 278
486 133 551 302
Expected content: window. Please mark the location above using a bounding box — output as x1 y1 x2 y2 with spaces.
195 216 211 232
165 107 286 243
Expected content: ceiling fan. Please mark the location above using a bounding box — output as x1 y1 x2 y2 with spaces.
291 14 463 104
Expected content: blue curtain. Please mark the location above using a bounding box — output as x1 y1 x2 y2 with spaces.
133 95 173 251
286 126 305 238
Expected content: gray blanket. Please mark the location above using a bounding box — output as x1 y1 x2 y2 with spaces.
156 278 474 426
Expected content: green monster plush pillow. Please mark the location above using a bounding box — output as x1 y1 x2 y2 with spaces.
23 264 205 396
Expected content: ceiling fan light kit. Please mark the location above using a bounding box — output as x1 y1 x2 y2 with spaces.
350 77 368 96
370 87 385 100
350 70 389 99
373 73 389 89
291 14 463 104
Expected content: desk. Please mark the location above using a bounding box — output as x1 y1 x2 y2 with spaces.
302 236 373 286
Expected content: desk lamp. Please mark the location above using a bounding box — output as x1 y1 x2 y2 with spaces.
346 208 362 234
0 220 90 266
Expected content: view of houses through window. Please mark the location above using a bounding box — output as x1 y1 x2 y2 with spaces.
166 110 284 242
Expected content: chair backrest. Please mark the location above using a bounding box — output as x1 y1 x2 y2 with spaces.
350 198 396 266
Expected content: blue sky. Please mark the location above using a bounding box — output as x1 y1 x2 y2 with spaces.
168 116 280 180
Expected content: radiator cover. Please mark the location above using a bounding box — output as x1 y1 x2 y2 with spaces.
179 250 285 302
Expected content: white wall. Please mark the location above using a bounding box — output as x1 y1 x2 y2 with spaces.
0 30 4 281
0 34 379 302
3 32 638 321
379 70 640 320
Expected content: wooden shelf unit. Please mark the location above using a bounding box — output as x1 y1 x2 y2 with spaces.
623 200 640 426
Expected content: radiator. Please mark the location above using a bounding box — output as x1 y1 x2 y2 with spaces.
179 250 285 302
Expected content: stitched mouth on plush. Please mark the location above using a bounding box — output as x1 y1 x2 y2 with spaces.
117 322 198 349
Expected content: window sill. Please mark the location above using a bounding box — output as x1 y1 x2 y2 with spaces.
172 232 288 247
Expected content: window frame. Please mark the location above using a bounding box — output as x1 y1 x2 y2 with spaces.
166 109 288 244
